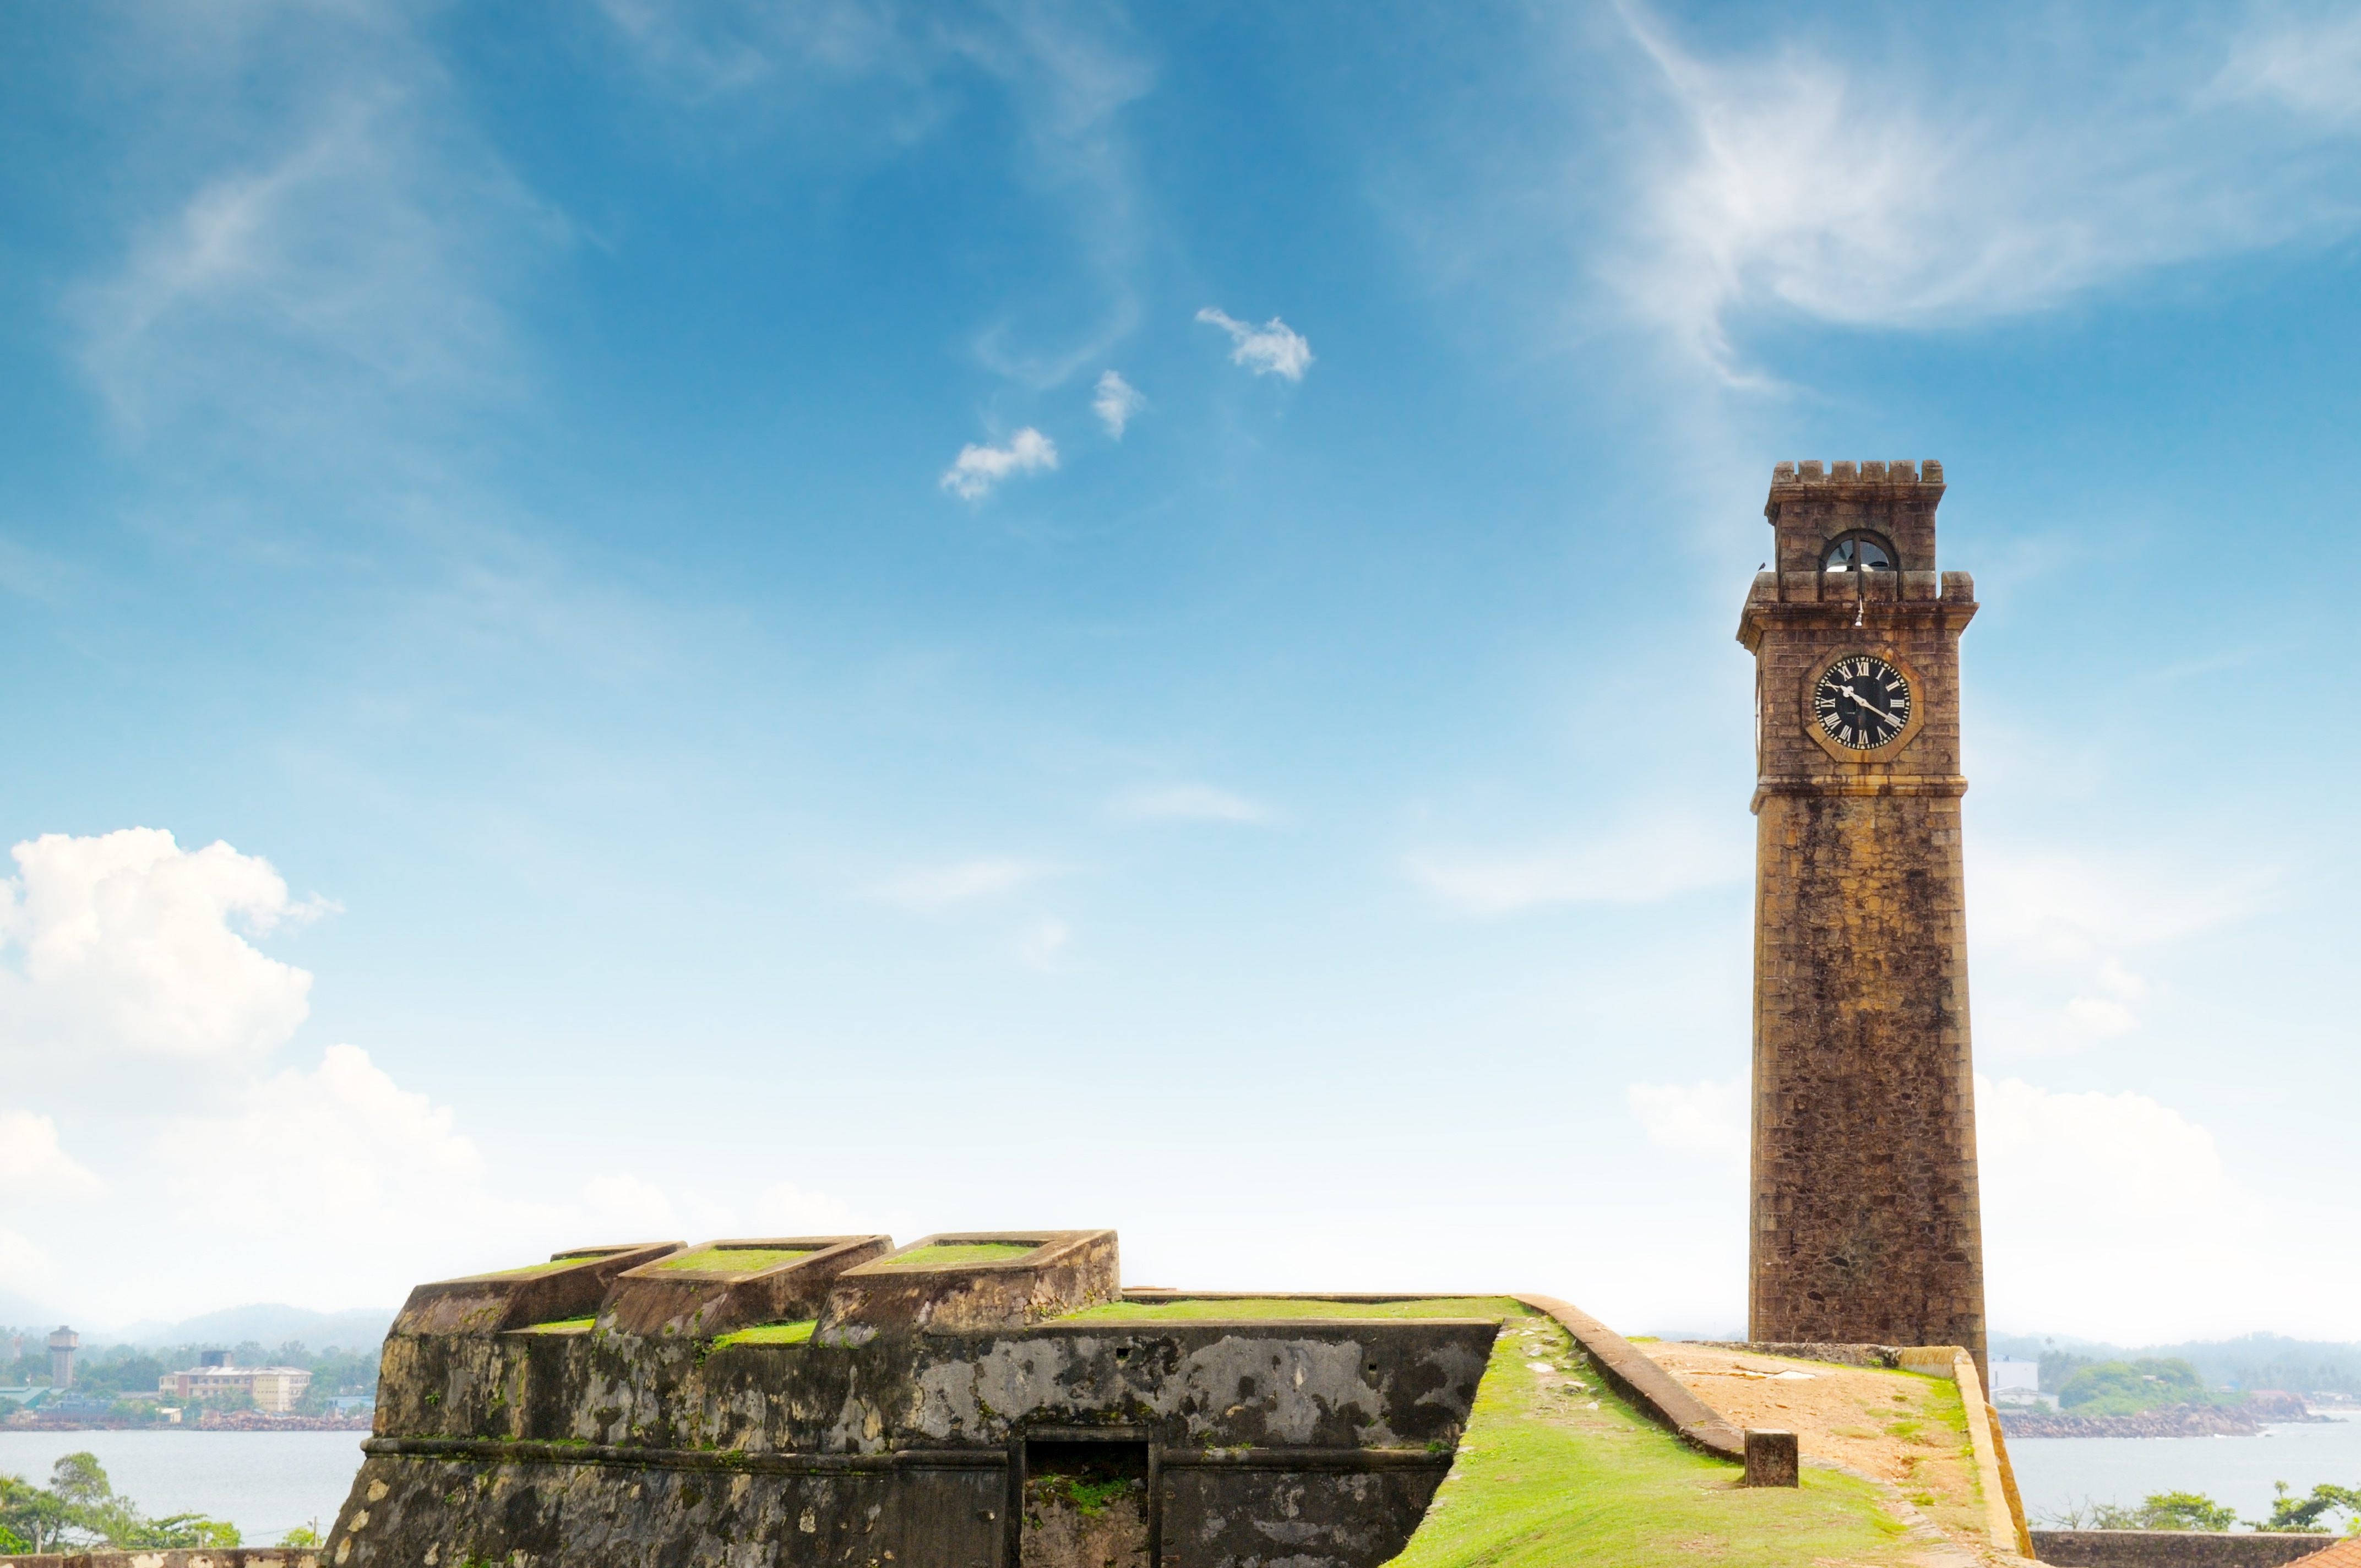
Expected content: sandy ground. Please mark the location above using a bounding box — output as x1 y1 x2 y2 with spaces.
1635 1341 2016 1564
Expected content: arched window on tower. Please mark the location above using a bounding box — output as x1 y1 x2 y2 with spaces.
1823 532 1896 574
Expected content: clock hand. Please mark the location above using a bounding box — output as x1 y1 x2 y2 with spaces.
1839 685 1903 726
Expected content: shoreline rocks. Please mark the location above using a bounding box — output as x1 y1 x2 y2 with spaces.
1999 1393 2331 1440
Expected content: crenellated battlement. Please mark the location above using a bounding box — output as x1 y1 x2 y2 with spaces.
1771 459 1944 487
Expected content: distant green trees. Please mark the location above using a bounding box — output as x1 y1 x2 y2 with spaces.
2055 1359 2223 1417
2252 1483 2361 1534
2042 1491 2239 1531
0 1452 238 1552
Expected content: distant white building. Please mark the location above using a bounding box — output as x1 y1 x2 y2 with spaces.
159 1365 312 1413
1993 1360 2049 1398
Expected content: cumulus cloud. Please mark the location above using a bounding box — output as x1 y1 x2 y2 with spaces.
1976 1074 2274 1338
161 1044 485 1226
1195 307 1314 380
868 856 1058 911
753 1180 881 1237
1407 813 1744 914
0 1109 106 1200
1114 783 1272 824
1626 1077 1745 1162
940 427 1058 500
1092 369 1146 437
0 829 320 1077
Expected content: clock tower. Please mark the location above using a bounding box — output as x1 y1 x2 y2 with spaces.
1737 459 1986 1375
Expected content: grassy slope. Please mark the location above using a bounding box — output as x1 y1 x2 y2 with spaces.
880 1243 1037 1270
654 1247 812 1274
1385 1313 1923 1567
1064 1297 1532 1322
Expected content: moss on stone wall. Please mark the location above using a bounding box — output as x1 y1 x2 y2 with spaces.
1065 1297 1532 1322
710 1320 818 1349
653 1246 813 1275
879 1242 1037 1270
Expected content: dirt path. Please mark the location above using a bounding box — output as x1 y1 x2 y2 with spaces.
1633 1341 2017 1564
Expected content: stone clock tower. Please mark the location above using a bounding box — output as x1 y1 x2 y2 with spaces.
1737 459 1985 1375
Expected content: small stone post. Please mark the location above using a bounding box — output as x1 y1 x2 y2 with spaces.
1743 1428 1799 1488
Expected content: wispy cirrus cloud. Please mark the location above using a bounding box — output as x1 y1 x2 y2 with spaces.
1607 3 2361 374
1970 847 2270 1055
2216 7 2361 125
1196 308 1314 380
867 856 1060 911
70 12 562 463
1113 783 1273 824
1408 812 1743 915
940 428 1059 500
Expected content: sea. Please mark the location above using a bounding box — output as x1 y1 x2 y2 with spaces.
2008 1412 2361 1528
0 1429 368 1545
3 1415 2358 1544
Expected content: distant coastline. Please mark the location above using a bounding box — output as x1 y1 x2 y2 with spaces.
2001 1393 2331 1440
2 1411 372 1434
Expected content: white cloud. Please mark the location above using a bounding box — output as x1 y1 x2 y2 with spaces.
1016 916 1073 972
940 427 1058 500
2217 10 2361 126
753 1180 882 1238
70 22 557 456
1976 1074 2278 1339
139 1042 575 1305
1970 848 2264 1055
0 1227 61 1306
161 1044 485 1224
1195 307 1314 380
1092 369 1146 437
1611 7 2361 373
868 857 1058 911
1114 783 1272 824
579 1172 684 1238
1407 813 1743 915
0 1110 106 1200
1626 1077 1745 1162
0 829 319 1078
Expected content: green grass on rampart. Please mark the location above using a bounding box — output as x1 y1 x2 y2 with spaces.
877 1242 1038 1270
654 1247 813 1274
710 1320 818 1349
480 1258 584 1278
1383 1317 1923 1567
1063 1297 1532 1322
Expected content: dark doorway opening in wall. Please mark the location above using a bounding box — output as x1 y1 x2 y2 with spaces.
1018 1434 1156 1568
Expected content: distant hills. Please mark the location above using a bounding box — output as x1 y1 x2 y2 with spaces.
1989 1331 2361 1395
2 1301 396 1351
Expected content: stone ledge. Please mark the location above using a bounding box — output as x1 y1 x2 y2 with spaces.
2031 1530 2338 1566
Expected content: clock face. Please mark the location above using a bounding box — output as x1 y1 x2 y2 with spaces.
1812 654 1912 750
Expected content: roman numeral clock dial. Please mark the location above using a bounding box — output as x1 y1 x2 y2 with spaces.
1811 654 1911 750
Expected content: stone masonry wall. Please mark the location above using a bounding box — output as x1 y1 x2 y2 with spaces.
329 1317 1493 1568
1740 459 1988 1377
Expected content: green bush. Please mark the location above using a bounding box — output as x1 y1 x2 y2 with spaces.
0 1452 239 1551
2250 1482 2361 1534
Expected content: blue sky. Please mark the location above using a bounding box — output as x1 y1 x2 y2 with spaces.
1 0 2357 1344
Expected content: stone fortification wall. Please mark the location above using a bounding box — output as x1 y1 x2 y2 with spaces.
2032 1531 2338 1566
322 1232 1494 1568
